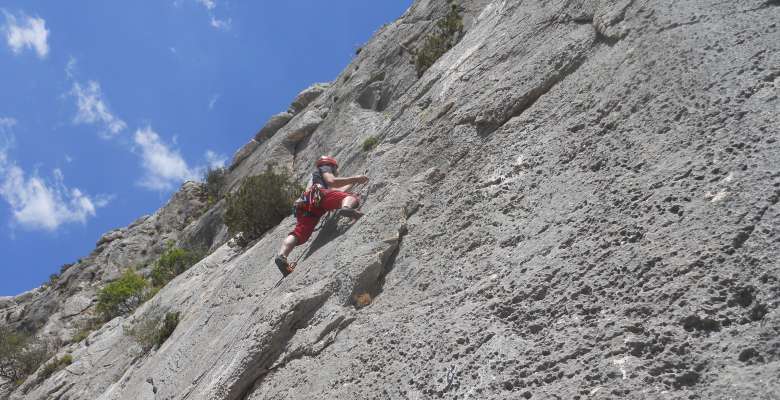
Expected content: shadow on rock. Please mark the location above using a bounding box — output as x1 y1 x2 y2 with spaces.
302 213 356 260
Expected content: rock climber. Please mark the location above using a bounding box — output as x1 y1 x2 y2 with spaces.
274 155 369 277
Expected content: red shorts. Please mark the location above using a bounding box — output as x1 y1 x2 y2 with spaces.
289 189 360 244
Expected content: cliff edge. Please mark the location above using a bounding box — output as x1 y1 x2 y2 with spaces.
2 0 778 398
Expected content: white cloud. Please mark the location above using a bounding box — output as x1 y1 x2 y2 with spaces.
70 80 127 138
0 139 108 231
205 150 226 168
209 16 231 31
3 12 49 58
208 94 220 110
65 56 77 79
62 61 219 193
190 0 230 31
198 0 217 10
134 126 199 190
0 117 16 132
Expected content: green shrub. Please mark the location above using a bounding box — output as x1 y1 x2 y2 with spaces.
412 3 464 77
203 166 227 205
150 247 205 288
96 270 148 321
37 354 72 381
157 312 180 346
0 328 51 388
223 167 303 243
46 273 59 288
129 312 180 352
362 136 379 152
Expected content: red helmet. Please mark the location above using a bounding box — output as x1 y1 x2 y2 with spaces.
316 156 338 168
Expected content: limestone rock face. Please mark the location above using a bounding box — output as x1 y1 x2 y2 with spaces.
283 109 325 144
5 0 780 399
288 82 330 115
228 139 259 171
254 112 294 142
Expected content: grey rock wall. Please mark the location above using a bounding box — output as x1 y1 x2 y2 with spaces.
4 0 779 399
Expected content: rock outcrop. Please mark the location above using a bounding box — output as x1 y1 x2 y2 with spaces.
3 0 778 399
0 181 207 345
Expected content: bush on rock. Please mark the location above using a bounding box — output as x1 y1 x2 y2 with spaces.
96 270 148 321
223 167 302 244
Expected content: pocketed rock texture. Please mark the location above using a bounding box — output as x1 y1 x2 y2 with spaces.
3 0 779 398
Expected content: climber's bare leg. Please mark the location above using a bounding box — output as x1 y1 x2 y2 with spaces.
278 235 297 258
339 196 363 220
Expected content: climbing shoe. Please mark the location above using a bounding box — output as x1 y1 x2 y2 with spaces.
275 255 294 277
338 207 363 220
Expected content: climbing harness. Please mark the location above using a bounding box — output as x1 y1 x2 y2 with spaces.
291 159 338 215
294 184 324 215
282 180 369 281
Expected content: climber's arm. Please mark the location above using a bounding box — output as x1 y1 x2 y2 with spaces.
322 172 368 188
331 183 354 192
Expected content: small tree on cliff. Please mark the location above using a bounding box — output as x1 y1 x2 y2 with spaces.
223 167 302 244
203 166 227 206
150 246 206 288
96 270 148 321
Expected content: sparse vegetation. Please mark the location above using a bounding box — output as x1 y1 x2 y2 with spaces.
60 263 74 274
37 354 72 382
157 312 180 345
362 136 379 152
46 273 59 288
128 317 158 352
411 2 464 77
223 167 303 243
203 166 227 205
70 330 89 345
143 286 161 302
150 247 205 288
71 330 89 344
0 327 52 388
129 312 180 352
84 244 200 345
96 270 148 321
71 317 103 344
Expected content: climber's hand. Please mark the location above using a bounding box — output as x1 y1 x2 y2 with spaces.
354 175 369 184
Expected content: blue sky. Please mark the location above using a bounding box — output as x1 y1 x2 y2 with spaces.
0 1 411 296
